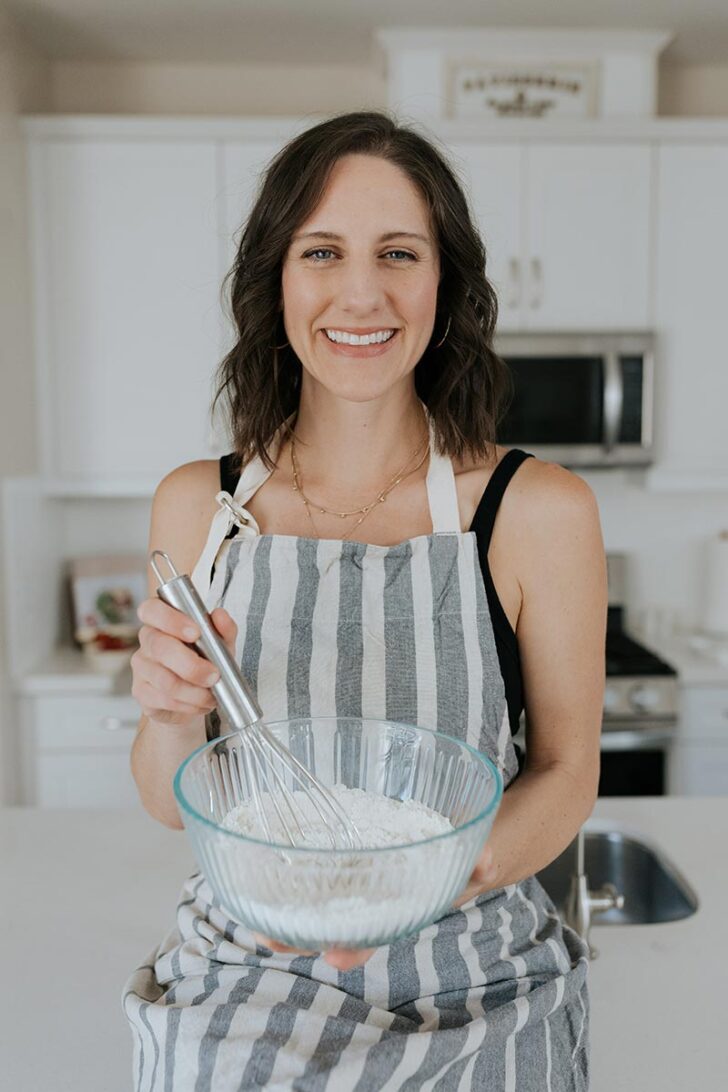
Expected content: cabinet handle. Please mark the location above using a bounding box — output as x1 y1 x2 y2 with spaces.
603 352 624 453
507 258 521 308
529 257 543 309
100 716 138 732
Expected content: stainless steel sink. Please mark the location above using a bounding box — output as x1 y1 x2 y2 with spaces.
536 825 699 926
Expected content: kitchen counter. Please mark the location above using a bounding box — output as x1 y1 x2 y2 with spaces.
2 796 726 1091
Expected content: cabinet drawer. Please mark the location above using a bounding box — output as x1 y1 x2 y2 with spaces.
35 751 141 807
33 696 141 750
669 743 728 796
679 688 728 742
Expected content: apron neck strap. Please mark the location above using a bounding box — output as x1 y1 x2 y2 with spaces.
424 411 462 533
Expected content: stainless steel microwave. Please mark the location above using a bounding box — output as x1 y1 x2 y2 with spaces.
493 332 655 468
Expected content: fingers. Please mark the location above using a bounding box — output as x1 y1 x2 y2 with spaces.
252 933 317 957
322 948 376 971
137 597 202 644
252 933 375 970
132 599 240 722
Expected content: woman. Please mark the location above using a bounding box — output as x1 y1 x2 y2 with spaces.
125 110 606 1090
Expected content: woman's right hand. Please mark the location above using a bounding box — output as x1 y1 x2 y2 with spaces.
131 600 238 727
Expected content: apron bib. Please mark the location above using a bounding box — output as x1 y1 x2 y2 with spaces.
124 414 590 1091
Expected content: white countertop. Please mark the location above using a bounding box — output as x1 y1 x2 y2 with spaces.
2 795 726 1091
645 632 728 687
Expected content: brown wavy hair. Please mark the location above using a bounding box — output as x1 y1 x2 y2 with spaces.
211 109 513 472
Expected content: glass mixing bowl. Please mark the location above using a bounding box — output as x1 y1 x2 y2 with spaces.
174 716 502 950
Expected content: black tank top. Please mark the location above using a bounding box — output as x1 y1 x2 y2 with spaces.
217 448 534 774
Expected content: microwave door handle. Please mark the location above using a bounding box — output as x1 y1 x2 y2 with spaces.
603 353 624 452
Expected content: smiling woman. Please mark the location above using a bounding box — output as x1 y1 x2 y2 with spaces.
124 108 605 1092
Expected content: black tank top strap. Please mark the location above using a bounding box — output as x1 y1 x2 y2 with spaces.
219 452 240 497
219 453 242 541
469 449 534 767
470 449 534 555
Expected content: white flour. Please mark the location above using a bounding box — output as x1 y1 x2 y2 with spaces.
222 785 452 848
220 786 460 948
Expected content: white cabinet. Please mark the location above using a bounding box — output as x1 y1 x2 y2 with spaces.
525 143 652 330
450 141 652 332
651 145 728 488
28 139 224 494
670 686 728 795
20 693 141 807
447 143 523 330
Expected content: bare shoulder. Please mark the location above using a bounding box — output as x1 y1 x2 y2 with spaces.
154 458 221 506
506 456 605 584
455 447 602 566
506 454 598 510
147 459 221 594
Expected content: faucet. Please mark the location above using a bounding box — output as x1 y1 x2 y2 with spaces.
562 826 625 959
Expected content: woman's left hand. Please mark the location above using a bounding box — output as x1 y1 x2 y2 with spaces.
452 841 498 909
253 933 375 971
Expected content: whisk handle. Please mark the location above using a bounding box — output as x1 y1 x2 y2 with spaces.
150 550 262 730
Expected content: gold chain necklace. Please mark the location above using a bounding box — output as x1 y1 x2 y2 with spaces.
290 429 430 541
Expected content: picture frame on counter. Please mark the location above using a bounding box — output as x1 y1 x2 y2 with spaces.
68 553 146 671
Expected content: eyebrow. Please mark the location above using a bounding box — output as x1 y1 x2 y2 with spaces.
292 230 431 245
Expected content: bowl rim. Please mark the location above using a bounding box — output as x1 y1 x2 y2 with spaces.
173 715 504 855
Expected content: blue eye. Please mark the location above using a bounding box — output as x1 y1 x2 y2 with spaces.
303 248 416 262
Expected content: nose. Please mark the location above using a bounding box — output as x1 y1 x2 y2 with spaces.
334 256 389 316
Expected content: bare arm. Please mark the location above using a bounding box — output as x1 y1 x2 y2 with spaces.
130 460 236 830
456 462 607 901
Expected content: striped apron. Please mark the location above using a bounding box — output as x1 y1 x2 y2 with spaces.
123 417 590 1091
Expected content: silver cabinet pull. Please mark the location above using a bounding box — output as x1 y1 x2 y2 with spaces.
100 716 138 732
506 257 521 308
529 257 543 308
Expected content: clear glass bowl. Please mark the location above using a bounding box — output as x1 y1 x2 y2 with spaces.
174 716 502 950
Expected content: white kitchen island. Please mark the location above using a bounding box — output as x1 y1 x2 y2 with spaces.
2 796 725 1092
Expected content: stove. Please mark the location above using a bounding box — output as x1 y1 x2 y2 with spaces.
603 605 678 725
598 555 679 795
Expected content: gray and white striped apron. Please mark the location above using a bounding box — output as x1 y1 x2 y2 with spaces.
124 416 590 1091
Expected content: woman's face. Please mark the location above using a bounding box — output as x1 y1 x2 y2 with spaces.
280 153 441 405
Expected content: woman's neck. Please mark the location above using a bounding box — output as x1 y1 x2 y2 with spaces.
284 387 430 499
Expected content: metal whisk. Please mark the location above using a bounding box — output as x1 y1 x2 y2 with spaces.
150 551 360 850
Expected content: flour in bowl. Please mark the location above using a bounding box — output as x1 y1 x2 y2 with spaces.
216 787 473 948
222 785 453 848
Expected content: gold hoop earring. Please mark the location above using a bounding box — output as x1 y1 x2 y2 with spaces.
434 314 451 349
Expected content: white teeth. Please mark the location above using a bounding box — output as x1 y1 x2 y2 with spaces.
324 329 395 345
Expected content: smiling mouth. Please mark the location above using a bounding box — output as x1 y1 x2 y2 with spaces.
319 329 401 356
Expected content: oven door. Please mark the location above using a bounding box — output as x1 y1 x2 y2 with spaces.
599 721 676 796
494 332 654 468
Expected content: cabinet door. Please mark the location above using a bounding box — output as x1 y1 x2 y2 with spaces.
525 143 652 330
652 145 728 485
446 143 523 331
30 139 222 493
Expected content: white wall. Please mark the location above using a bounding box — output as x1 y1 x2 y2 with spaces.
659 62 728 116
0 6 49 802
48 59 385 116
43 57 728 118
